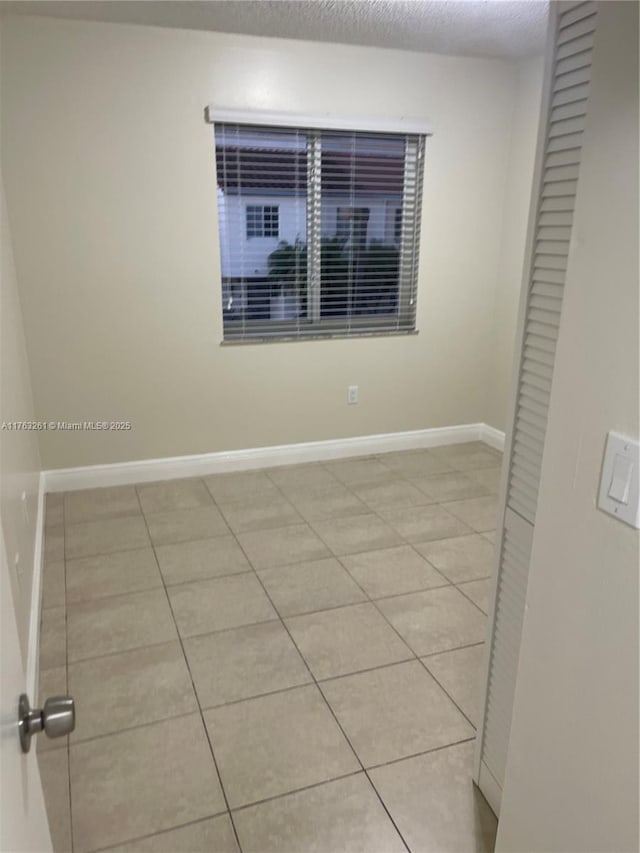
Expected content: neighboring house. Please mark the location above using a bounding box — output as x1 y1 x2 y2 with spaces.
217 190 402 279
216 135 404 277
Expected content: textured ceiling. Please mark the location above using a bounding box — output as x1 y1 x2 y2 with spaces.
1 1 549 60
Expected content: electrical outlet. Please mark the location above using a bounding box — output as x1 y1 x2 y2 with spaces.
348 385 359 405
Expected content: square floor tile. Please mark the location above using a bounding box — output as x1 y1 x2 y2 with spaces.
219 493 303 534
341 545 447 599
38 747 71 853
67 589 177 662
422 644 485 727
324 457 394 486
379 504 472 544
154 535 251 585
64 485 140 524
322 660 473 767
37 666 68 753
204 685 359 808
145 506 229 546
351 479 434 510
234 773 406 853
70 714 225 852
168 573 276 638
237 524 330 570
458 578 492 615
66 547 162 603
107 815 239 853
267 464 340 491
411 471 490 502
443 497 499 533
39 606 66 670
377 586 486 656
68 641 197 741
467 466 502 494
380 450 454 477
136 478 213 514
41 559 65 608
205 470 280 503
66 516 150 559
184 621 311 708
370 741 497 853
311 514 402 556
285 603 412 680
415 534 495 583
258 557 366 617
285 485 369 523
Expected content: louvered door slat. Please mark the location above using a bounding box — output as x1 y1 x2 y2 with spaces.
476 2 597 815
557 13 597 45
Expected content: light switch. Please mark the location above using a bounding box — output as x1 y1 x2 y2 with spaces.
598 432 640 528
608 454 633 504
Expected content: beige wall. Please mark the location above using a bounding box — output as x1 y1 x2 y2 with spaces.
485 56 544 432
1 15 540 469
497 2 639 850
0 136 42 657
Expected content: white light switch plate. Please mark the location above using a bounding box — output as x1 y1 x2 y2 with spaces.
598 431 640 528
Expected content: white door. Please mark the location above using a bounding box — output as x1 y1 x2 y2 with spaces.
474 0 598 816
0 522 52 852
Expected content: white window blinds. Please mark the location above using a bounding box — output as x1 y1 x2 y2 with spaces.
476 0 598 816
212 121 426 342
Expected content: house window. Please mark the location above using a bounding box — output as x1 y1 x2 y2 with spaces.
213 120 426 342
246 205 279 239
394 208 403 245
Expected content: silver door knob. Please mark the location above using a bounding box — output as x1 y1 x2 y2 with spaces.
18 693 75 753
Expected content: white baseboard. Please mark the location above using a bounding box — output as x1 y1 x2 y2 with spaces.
481 424 506 452
26 472 45 702
44 422 505 493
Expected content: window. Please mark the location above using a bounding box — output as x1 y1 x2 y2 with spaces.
246 205 279 239
212 118 426 342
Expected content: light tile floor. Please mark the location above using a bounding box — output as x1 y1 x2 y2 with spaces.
37 441 502 853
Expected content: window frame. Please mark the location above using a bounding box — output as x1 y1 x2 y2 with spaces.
246 204 280 239
208 108 432 344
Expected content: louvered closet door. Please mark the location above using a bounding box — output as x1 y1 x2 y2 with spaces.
475 1 598 815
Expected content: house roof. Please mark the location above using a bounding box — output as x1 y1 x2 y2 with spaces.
216 146 405 194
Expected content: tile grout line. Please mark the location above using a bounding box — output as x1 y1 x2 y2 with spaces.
330 552 482 733
268 466 486 732
179 468 488 755
133 484 246 853
312 488 487 736
227 528 413 853
228 461 499 839
87 811 230 853
228 770 365 815
452 580 490 617
65 565 256 609
272 460 494 835
366 735 477 773
67 709 202 748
